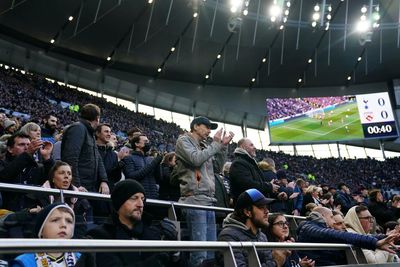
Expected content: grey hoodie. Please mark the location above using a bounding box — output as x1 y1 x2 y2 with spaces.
217 213 276 267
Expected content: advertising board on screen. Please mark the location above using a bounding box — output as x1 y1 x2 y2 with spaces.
266 92 398 144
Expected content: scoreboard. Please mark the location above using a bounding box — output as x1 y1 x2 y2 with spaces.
355 92 398 139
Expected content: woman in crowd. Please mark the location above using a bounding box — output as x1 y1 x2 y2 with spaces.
265 213 315 267
301 186 321 216
11 203 81 267
30 161 89 237
344 205 397 263
158 152 179 201
19 122 41 141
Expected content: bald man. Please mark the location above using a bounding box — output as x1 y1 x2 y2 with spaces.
296 207 400 266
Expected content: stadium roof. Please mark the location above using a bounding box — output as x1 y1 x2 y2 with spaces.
1 0 400 88
1 0 400 152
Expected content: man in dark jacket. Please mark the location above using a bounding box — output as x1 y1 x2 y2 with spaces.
229 138 280 203
122 133 162 199
218 188 288 267
297 206 399 266
61 104 109 194
368 189 395 228
95 123 128 191
0 133 54 211
335 183 355 215
87 179 177 267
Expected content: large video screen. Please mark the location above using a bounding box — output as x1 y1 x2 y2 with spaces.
266 92 398 144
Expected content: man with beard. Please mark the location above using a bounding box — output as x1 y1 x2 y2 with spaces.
41 114 58 143
87 180 177 267
218 188 288 267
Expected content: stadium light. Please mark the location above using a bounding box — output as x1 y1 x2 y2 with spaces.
157 67 162 72
262 58 267 63
251 77 256 82
68 16 74 21
217 54 221 59
230 0 243 13
205 74 209 79
269 0 290 25
106 56 111 61
50 39 55 44
347 75 351 81
170 47 175 52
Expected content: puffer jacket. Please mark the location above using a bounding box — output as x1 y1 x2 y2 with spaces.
217 213 276 267
174 132 226 206
297 211 380 266
122 151 162 199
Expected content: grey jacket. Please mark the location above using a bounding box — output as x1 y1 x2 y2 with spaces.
174 133 226 206
217 213 277 267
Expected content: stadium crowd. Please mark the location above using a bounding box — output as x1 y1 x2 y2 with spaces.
0 66 400 266
267 96 347 121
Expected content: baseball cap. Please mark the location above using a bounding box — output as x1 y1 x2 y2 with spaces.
235 188 275 210
190 116 218 130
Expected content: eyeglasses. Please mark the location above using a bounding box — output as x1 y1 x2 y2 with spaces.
273 221 290 228
358 216 375 222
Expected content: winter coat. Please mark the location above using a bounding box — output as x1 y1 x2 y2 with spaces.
174 132 226 206
122 151 162 199
344 206 394 264
297 211 381 266
61 120 107 191
217 213 276 267
229 148 273 203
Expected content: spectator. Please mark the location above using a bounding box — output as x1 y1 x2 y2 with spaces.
217 189 289 267
229 138 279 203
368 189 395 228
61 103 109 194
10 203 81 267
159 152 179 201
335 183 354 215
122 133 162 199
301 186 321 216
297 206 400 266
270 170 292 213
265 213 315 267
3 119 17 135
86 180 177 267
344 205 397 263
0 133 53 211
332 211 346 231
96 123 125 191
41 114 58 144
388 194 400 220
260 157 277 182
292 178 306 216
174 116 233 267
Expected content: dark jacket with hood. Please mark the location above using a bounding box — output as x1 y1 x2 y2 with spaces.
229 148 273 202
61 120 107 191
297 211 382 266
97 144 123 190
217 213 277 267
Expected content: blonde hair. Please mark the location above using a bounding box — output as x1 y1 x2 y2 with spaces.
19 122 40 138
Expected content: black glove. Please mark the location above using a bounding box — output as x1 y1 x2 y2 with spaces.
160 218 178 241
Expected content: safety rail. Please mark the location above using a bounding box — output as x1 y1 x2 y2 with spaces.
0 182 306 221
0 239 369 267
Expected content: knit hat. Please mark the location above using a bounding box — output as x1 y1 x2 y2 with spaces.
235 188 275 210
111 180 145 211
3 119 15 130
34 203 75 238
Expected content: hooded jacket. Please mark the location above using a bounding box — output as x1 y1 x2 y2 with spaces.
217 213 276 267
297 211 381 266
344 206 394 264
174 132 226 206
229 148 273 202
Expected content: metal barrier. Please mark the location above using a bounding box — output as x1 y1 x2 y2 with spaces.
0 182 306 221
0 239 366 267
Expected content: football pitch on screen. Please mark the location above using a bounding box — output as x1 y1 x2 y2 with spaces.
270 102 364 143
